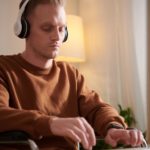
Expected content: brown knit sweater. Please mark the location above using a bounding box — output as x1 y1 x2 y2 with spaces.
0 54 126 150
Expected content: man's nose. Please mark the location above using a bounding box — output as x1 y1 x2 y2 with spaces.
51 29 60 41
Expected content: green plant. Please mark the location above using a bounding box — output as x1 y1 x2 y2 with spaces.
118 104 136 127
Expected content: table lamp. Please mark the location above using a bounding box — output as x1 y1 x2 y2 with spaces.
56 14 86 63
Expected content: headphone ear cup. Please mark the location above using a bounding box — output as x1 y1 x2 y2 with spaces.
18 18 30 39
63 27 68 42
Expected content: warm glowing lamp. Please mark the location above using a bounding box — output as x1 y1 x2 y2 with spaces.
57 15 86 62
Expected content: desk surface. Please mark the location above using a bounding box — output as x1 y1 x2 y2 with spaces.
110 148 149 150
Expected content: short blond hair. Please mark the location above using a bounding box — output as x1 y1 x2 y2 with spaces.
19 0 66 18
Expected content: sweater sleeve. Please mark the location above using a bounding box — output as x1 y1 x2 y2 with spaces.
76 69 127 137
0 78 53 139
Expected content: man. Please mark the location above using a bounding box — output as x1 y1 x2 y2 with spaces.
0 0 144 149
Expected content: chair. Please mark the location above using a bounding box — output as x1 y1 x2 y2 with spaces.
0 130 39 150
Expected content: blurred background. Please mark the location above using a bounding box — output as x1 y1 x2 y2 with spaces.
0 0 148 140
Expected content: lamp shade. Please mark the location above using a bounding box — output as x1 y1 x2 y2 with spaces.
57 15 86 62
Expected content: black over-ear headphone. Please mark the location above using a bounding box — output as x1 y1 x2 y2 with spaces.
14 0 68 42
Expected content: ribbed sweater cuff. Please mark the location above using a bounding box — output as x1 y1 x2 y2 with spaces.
34 116 53 139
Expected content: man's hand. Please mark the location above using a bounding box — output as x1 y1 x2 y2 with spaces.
50 117 96 150
104 128 144 147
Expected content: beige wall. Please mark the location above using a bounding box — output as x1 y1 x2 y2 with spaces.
0 0 25 55
65 0 78 14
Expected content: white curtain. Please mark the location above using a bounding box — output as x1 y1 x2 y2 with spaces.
113 0 147 131
78 0 147 132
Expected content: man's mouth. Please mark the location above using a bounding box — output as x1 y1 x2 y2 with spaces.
49 45 60 49
49 43 60 48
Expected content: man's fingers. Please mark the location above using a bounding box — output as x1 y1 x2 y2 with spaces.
106 129 130 140
66 129 81 143
129 130 144 147
137 130 145 146
105 129 131 147
105 128 145 148
129 130 138 146
50 117 96 149
105 133 117 147
71 125 90 149
80 117 96 146
74 117 96 149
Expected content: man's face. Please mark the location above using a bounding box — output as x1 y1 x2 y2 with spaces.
27 4 66 59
